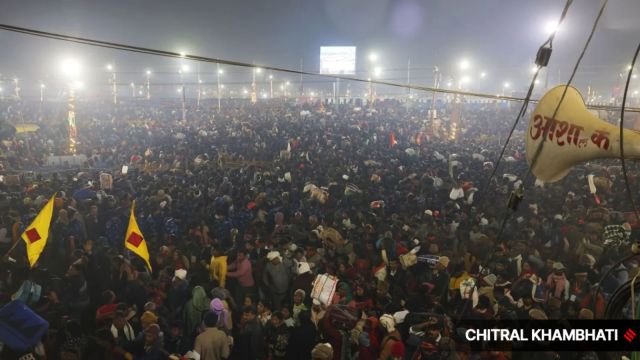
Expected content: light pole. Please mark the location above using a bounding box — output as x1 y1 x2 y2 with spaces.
502 82 510 96
269 74 273 99
145 70 151 100
197 79 202 108
285 81 290 99
368 53 378 105
107 64 117 104
217 65 223 111
130 82 135 98
179 64 189 121
430 66 440 124
61 58 82 154
40 84 45 102
13 78 20 100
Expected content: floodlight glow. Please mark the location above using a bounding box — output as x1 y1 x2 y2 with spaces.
461 75 471 84
368 53 378 62
256 68 262 73
243 89 248 94
181 65 190 72
40 84 45 89
106 64 113 71
199 79 203 84
544 20 560 35
531 66 538 73
633 74 638 79
61 58 82 77
458 59 470 70
480 72 486 78
71 80 84 90
374 67 382 77
285 81 290 86
146 70 151 75
503 82 510 88
269 75 273 79
218 69 224 74
220 84 225 89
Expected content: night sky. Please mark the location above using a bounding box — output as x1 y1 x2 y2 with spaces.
0 0 638 99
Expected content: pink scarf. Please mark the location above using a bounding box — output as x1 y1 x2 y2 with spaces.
547 273 566 299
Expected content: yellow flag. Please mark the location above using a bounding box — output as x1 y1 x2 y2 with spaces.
125 200 152 272
22 194 56 268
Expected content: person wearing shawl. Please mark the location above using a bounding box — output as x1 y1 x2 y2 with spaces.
210 298 233 333
336 282 355 307
291 289 309 326
184 286 210 338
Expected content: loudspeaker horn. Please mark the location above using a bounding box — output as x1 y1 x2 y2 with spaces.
526 85 640 182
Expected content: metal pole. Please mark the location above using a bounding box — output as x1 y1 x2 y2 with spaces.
197 63 201 109
112 65 117 105
407 58 411 98
68 87 77 154
146 73 150 100
430 66 439 136
217 65 221 112
180 70 186 121
14 79 20 100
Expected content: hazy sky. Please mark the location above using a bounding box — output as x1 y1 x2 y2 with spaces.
0 0 638 98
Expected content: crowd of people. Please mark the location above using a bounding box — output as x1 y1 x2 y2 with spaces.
0 95 637 360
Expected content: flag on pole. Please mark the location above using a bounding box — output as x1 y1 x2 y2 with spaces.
125 200 152 272
22 194 56 268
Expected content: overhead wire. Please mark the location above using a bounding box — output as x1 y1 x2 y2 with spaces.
0 23 638 114
483 0 572 193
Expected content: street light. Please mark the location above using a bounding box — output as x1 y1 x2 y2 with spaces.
217 65 223 111
544 20 560 35
106 63 116 104
40 83 45 102
480 72 486 78
368 53 378 63
60 58 82 154
179 64 189 121
458 59 470 71
145 70 151 100
13 78 20 100
269 74 273 98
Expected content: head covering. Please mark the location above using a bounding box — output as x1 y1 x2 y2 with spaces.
173 269 187 281
311 343 333 360
438 256 450 268
210 298 229 329
267 251 281 262
528 309 548 320
140 311 158 328
144 302 156 312
578 308 594 319
191 286 210 312
312 298 321 306
294 289 306 299
298 262 311 274
379 314 396 333
552 262 565 271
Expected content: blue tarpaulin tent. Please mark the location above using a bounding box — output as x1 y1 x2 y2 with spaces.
0 300 49 351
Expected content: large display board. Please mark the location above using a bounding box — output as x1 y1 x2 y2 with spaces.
320 46 356 75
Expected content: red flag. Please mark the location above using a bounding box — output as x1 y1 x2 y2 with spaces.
390 132 398 147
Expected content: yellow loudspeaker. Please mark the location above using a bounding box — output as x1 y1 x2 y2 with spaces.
526 85 640 182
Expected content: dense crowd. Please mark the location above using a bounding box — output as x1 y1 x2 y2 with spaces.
0 96 637 360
